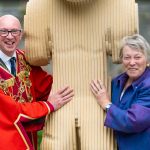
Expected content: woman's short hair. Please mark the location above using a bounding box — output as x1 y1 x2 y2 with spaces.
119 34 150 60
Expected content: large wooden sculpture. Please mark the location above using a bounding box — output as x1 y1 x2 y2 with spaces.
24 0 138 149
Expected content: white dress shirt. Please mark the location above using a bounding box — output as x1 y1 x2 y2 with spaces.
0 50 16 73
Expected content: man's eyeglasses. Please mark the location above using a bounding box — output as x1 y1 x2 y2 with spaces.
0 29 22 37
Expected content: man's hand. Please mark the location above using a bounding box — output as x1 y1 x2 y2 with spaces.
90 80 111 110
48 86 74 111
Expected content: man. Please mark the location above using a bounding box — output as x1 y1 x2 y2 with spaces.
0 14 74 150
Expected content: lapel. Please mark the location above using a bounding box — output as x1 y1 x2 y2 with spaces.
0 50 33 103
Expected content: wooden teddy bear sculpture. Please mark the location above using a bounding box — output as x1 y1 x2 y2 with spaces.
24 0 138 149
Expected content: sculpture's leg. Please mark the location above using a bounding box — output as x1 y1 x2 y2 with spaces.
41 111 77 150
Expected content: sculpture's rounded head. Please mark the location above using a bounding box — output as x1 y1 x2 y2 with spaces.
66 0 93 3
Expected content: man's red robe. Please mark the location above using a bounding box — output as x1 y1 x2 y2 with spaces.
0 89 54 150
0 49 53 149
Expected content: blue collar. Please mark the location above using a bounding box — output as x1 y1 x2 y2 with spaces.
116 67 150 89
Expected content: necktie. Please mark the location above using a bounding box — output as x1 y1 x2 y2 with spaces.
10 57 16 76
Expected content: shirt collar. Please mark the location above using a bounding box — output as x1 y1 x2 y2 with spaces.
132 67 150 88
0 50 16 63
116 67 150 89
117 72 128 86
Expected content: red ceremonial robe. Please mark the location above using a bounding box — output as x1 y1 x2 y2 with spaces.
0 49 53 149
0 89 54 150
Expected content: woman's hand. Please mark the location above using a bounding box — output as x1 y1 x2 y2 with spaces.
48 86 74 111
90 80 111 110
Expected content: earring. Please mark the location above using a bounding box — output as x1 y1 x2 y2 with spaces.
147 63 150 67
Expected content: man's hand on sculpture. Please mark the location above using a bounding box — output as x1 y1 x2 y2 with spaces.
90 80 110 110
48 86 74 111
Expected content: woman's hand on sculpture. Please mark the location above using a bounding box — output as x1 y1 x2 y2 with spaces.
90 80 111 110
48 86 74 111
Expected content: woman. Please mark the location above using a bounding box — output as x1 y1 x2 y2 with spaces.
90 34 150 150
